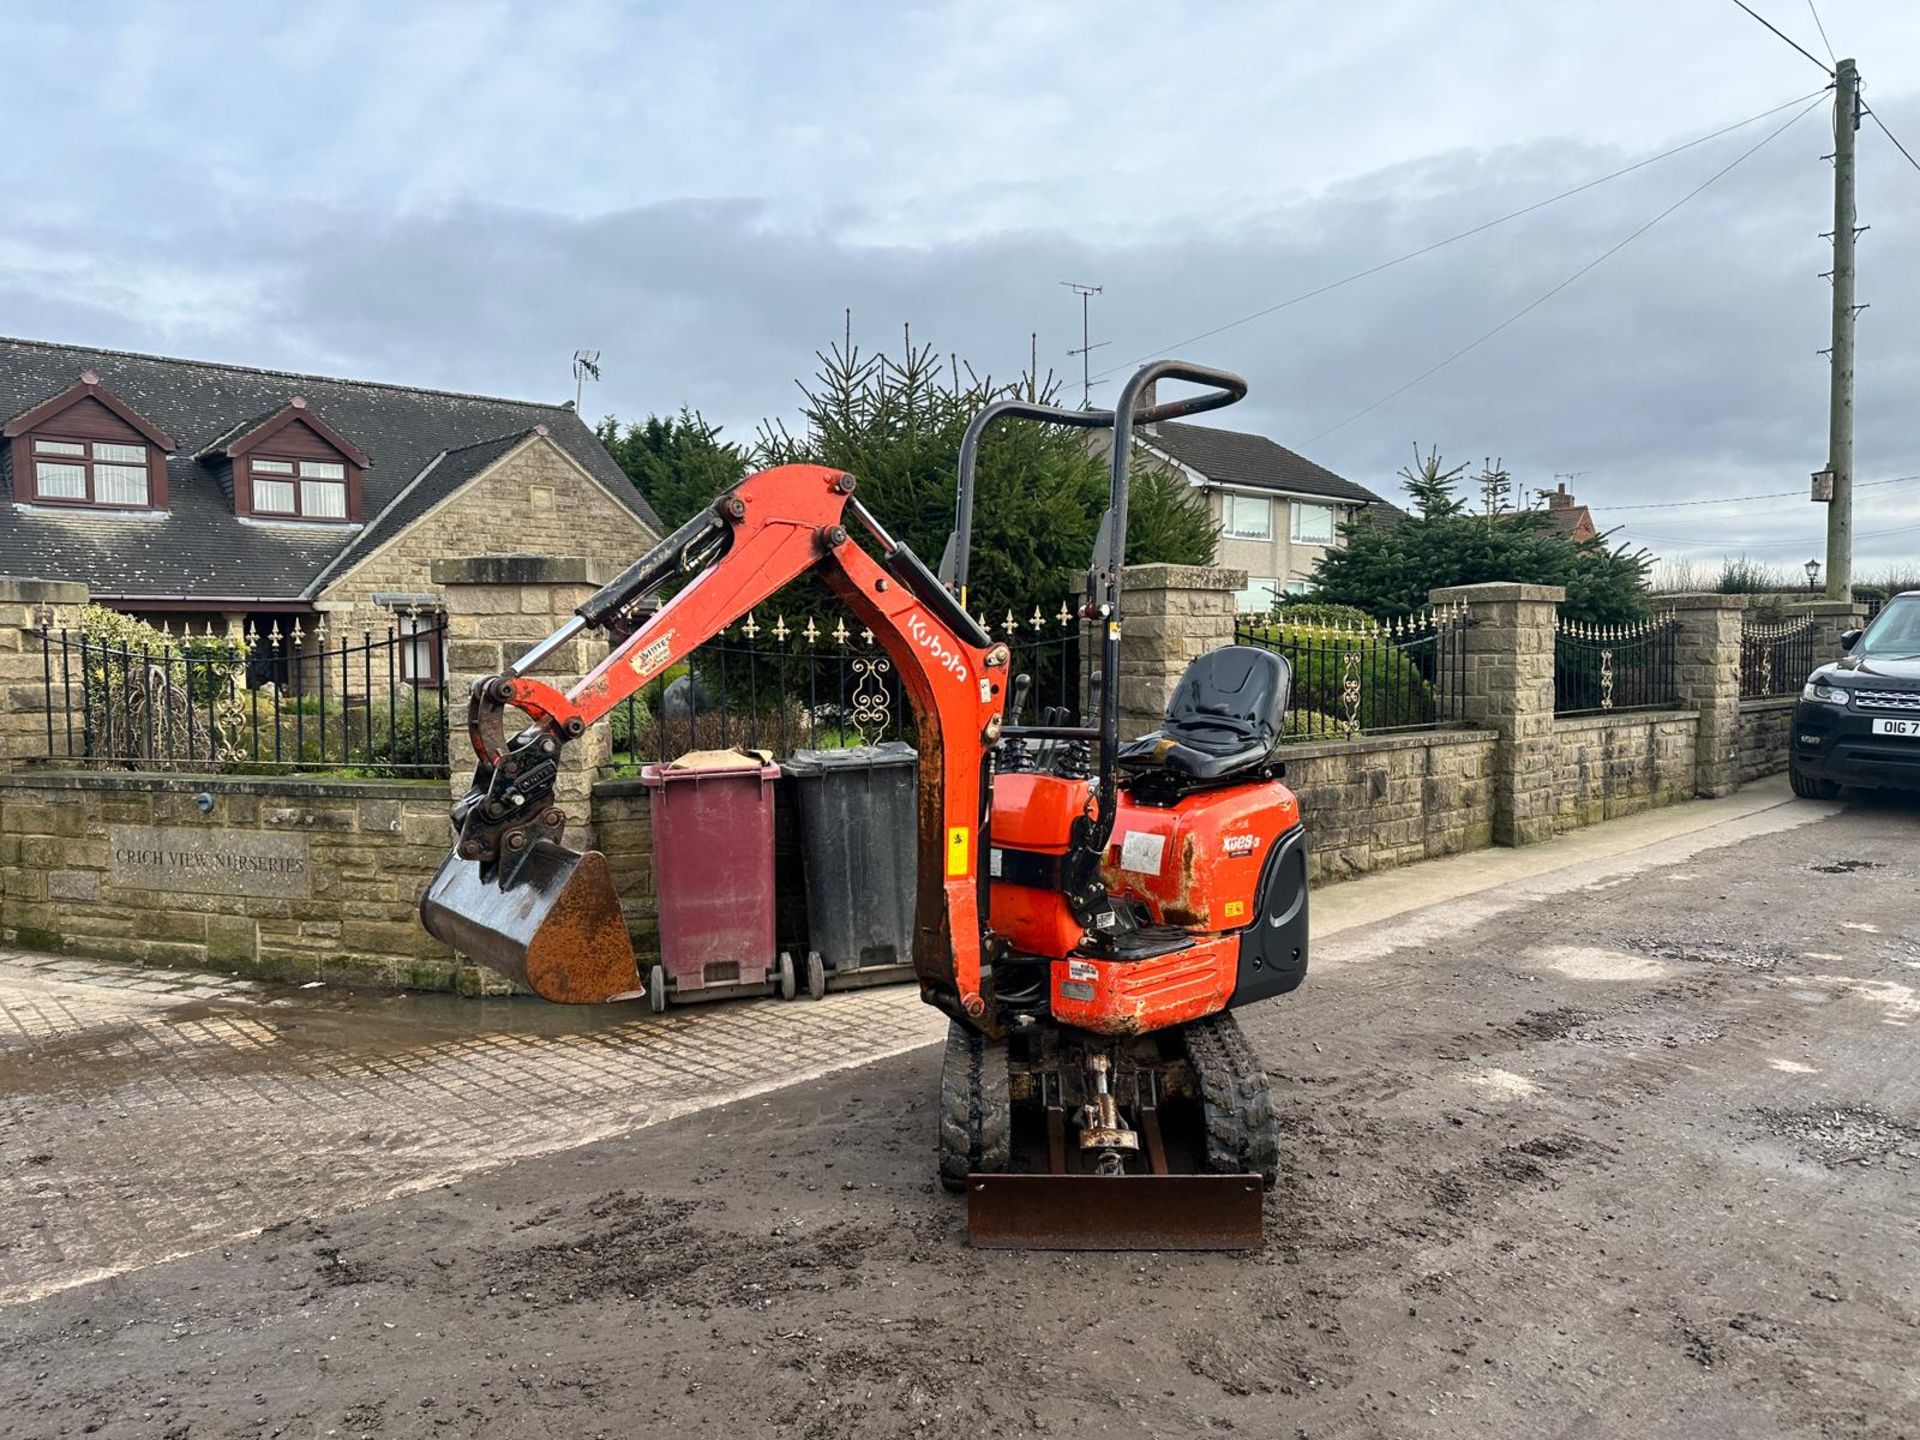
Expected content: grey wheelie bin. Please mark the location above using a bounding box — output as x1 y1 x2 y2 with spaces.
781 742 918 997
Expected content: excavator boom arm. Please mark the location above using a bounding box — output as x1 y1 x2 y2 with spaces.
429 463 1012 1029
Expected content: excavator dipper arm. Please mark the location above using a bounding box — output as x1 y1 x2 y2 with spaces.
424 462 1012 1029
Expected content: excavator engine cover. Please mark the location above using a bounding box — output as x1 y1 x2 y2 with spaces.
420 842 640 1004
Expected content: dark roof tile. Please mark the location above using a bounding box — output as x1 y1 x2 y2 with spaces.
1146 421 1386 506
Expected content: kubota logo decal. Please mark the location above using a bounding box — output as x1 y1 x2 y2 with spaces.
908 613 969 684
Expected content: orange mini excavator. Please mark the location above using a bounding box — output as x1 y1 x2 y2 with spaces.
421 361 1308 1248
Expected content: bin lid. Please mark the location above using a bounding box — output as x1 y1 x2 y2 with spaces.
640 745 781 787
782 740 918 777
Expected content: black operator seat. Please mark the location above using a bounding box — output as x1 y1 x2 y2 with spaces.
1117 645 1292 782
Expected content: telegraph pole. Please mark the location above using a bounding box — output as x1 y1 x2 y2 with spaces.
1824 58 1860 600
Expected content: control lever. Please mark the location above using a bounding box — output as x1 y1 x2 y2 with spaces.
1008 673 1033 725
1000 674 1035 772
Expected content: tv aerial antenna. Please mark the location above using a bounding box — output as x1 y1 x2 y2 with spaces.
1061 282 1106 408
572 349 602 411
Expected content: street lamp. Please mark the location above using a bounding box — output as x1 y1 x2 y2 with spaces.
1805 558 1822 593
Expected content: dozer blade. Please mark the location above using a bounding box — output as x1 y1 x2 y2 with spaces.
419 841 640 1004
965 1174 1263 1251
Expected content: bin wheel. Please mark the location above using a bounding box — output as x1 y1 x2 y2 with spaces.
807 950 828 999
777 951 797 1001
647 964 667 1014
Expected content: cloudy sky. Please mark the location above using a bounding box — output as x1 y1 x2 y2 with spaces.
6 1 1920 574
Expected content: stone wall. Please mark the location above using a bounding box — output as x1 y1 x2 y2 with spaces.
1277 729 1498 883
0 578 87 770
0 772 457 988
1430 582 1564 846
1739 698 1797 782
592 781 659 961
1550 713 1700 831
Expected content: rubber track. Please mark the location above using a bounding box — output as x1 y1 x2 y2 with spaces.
937 1021 1011 1193
1185 1012 1279 1187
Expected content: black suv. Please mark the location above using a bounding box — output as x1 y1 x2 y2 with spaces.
1790 591 1920 798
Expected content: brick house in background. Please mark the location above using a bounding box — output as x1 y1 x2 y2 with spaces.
0 338 662 681
1132 417 1392 612
1541 480 1599 543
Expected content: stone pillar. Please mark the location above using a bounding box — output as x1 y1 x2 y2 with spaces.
1429 581 1564 847
1784 598 1870 662
431 556 614 842
1104 563 1246 739
1666 593 1744 798
0 577 90 772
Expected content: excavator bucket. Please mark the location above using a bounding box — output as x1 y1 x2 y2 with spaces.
419 842 641 1004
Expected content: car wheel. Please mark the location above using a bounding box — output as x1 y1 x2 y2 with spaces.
1789 762 1842 800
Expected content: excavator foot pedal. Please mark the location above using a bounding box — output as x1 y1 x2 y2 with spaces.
965 1174 1263 1251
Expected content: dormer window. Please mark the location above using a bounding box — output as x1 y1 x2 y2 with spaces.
3 372 174 510
250 458 349 519
32 437 153 506
205 396 370 524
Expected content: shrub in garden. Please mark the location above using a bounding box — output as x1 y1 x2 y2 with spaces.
1267 620 1433 733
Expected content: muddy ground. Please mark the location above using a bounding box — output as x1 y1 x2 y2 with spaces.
2 794 1917 1439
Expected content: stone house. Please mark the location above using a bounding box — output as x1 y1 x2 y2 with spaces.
0 337 662 684
1135 419 1391 613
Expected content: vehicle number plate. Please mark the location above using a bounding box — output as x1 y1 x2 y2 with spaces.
1870 717 1920 738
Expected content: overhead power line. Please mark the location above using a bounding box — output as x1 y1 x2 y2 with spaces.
1620 517 1920 548
1603 473 1920 511
1090 89 1827 382
1805 0 1838 66
1727 0 1834 76
1863 102 1920 178
1303 93 1828 444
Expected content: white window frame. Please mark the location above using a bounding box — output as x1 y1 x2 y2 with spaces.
1221 492 1272 540
1290 502 1337 545
1234 576 1280 613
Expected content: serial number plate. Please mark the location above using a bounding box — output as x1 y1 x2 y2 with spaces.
1871 717 1920 738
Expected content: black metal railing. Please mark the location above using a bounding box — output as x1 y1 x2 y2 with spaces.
1740 616 1819 699
609 600 1083 770
1233 605 1472 741
36 616 449 776
1553 613 1679 716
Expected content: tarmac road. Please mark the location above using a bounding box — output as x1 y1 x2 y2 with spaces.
1 779 1917 1438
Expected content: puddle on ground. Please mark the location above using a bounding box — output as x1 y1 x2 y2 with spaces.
1767 1058 1819 1075
1811 858 1883 874
1840 922 1881 934
1527 945 1675 983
